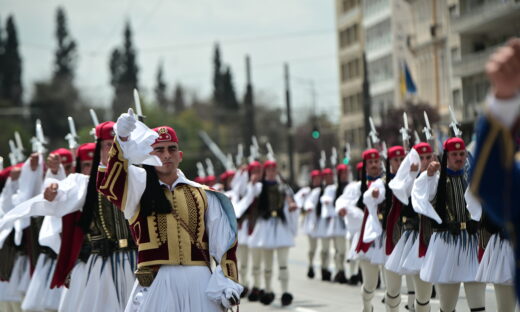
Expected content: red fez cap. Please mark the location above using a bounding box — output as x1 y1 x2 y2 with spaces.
248 161 262 172
77 143 96 162
310 169 321 177
51 148 73 164
336 164 348 172
223 170 235 180
443 137 465 152
153 126 178 145
220 172 228 181
0 166 14 180
387 146 405 159
356 161 364 172
206 175 216 184
322 168 333 176
95 121 115 141
413 142 433 155
362 148 380 161
263 160 277 168
194 176 205 184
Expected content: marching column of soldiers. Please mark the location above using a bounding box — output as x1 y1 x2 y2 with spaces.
0 39 518 312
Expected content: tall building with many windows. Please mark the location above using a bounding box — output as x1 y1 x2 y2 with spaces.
335 0 365 152
449 0 520 123
362 0 412 124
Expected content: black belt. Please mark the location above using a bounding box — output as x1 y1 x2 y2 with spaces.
88 237 134 257
432 220 479 235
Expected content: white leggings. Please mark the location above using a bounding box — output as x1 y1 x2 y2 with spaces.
437 282 485 312
263 248 290 293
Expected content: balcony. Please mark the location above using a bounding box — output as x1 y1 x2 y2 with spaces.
451 0 520 35
337 6 361 28
452 45 499 77
369 77 394 97
363 2 391 29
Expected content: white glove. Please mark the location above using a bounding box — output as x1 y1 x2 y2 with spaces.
116 108 137 138
220 288 240 309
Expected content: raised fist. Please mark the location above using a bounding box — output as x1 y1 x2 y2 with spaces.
47 153 61 174
44 183 59 202
427 161 441 177
486 38 520 99
372 188 380 198
116 108 137 139
410 163 419 172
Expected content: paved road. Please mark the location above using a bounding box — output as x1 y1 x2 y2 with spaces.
239 233 501 311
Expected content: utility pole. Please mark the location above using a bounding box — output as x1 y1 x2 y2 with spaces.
243 55 255 152
284 63 295 186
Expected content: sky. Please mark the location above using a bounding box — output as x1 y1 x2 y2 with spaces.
1 0 340 124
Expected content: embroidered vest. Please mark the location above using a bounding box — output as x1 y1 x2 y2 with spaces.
130 183 210 268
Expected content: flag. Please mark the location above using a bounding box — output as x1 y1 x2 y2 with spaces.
400 61 417 97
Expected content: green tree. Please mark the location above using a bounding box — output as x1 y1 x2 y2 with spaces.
221 67 238 110
29 7 81 147
110 22 139 117
1 16 22 107
172 83 186 114
53 7 77 81
154 61 168 111
212 43 224 109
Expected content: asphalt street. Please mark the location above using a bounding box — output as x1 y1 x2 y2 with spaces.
239 233 503 311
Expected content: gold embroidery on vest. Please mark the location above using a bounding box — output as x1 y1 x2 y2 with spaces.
157 213 168 245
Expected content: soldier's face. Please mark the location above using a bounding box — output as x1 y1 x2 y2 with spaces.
62 162 73 176
324 174 334 185
338 169 348 182
420 153 433 172
264 166 277 181
80 160 93 175
100 140 114 166
366 158 381 177
447 150 466 171
151 142 182 175
389 156 405 174
311 175 322 187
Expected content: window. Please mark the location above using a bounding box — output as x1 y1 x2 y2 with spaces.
342 0 360 12
339 24 359 49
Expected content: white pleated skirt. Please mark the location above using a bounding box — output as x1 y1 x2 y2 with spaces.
21 254 62 311
354 234 386 265
237 219 250 246
475 234 514 285
301 213 318 236
59 260 89 312
420 231 479 284
326 216 347 237
0 255 29 302
248 218 295 249
401 232 423 274
74 250 136 312
125 266 222 312
385 230 419 275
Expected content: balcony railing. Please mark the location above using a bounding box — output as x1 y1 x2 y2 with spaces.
451 0 520 33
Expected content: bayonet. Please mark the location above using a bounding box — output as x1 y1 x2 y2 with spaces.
368 117 380 144
133 89 144 122
399 112 410 149
198 131 229 169
65 116 79 149
330 147 337 167
449 105 462 137
422 111 433 141
236 144 243 167
414 130 421 145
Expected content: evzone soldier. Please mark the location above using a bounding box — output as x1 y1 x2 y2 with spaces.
335 161 365 285
316 167 335 282
37 121 137 312
385 143 435 312
298 170 322 279
412 137 485 312
339 148 386 312
247 159 299 306
303 170 329 280
322 164 350 284
469 39 519 311
234 160 263 299
98 109 242 311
